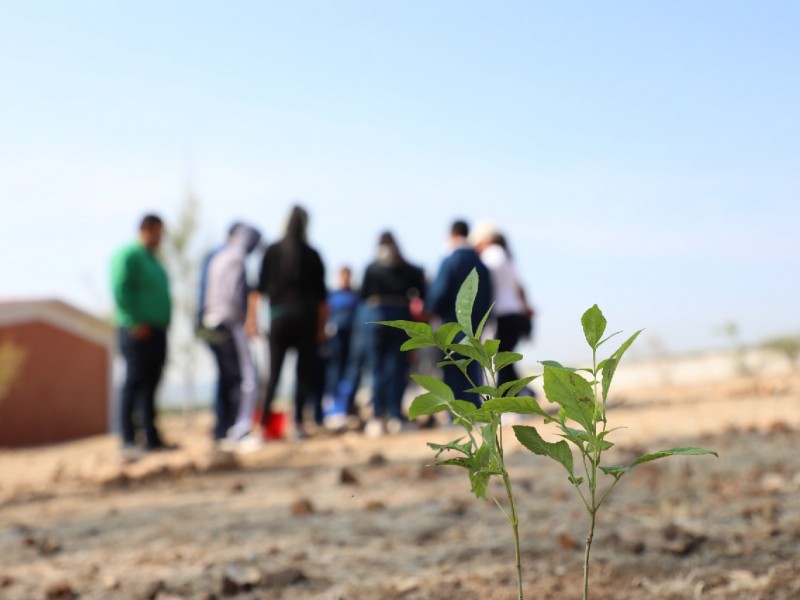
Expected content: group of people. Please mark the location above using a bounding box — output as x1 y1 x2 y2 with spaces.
110 207 534 455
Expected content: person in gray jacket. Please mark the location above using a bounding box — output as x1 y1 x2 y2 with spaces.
200 223 263 446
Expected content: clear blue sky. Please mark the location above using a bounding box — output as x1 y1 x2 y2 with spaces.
1 1 798 362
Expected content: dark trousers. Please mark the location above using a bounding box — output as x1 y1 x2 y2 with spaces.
118 327 167 446
207 327 242 440
495 313 531 390
365 305 410 420
261 312 317 427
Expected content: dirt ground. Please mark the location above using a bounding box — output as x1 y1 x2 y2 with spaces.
2 367 800 600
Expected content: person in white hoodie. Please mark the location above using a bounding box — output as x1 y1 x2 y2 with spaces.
200 223 263 446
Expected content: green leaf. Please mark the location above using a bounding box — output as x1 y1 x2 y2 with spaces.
601 329 643 402
411 374 455 402
450 399 479 420
400 337 436 351
474 396 549 420
597 331 622 349
434 457 472 469
494 351 523 372
483 338 501 358
408 393 447 419
436 358 473 370
542 366 597 432
449 343 488 365
513 425 574 477
375 320 434 340
428 438 473 457
466 385 500 397
475 303 494 338
540 360 578 372
455 269 479 337
433 322 462 348
629 447 718 468
581 305 607 350
499 375 538 398
599 466 626 479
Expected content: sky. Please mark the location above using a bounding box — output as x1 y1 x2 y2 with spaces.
1 1 798 365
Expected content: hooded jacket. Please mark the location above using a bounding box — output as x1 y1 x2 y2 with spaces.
201 224 262 328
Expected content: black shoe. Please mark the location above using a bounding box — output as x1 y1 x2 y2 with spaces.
144 440 180 452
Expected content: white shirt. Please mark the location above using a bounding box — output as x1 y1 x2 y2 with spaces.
480 244 526 317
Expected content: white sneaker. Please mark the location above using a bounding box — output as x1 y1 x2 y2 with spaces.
386 418 405 435
235 434 265 454
364 419 384 439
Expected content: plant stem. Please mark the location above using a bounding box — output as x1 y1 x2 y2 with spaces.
583 509 596 600
503 472 524 600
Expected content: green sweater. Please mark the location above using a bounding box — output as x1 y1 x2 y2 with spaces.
110 241 172 329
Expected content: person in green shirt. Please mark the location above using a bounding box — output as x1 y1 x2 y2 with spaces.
110 214 174 453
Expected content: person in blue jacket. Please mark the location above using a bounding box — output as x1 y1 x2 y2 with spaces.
426 220 493 407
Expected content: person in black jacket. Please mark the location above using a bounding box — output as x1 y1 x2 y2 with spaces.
257 206 327 438
361 231 426 436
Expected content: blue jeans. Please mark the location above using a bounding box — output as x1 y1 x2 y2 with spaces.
207 326 242 440
118 327 167 446
364 305 411 420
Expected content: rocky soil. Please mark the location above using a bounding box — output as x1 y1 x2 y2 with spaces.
2 370 799 599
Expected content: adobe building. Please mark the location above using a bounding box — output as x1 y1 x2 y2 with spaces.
0 299 113 448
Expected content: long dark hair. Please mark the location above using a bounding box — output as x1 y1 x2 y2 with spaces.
278 205 309 280
377 231 406 267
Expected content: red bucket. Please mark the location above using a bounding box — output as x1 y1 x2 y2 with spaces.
253 410 287 440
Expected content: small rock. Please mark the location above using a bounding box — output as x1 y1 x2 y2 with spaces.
339 467 359 485
103 575 120 590
227 481 245 494
0 574 14 587
367 453 387 466
661 523 706 556
767 421 792 435
154 593 184 600
262 567 307 587
38 537 63 556
290 498 314 516
221 564 262 595
440 499 469 517
195 450 239 473
92 465 130 488
45 581 75 600
557 533 580 551
365 500 386 511
145 580 166 600
761 473 788 493
418 465 439 480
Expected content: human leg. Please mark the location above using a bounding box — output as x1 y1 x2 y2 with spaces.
209 328 242 440
229 325 258 440
261 317 290 425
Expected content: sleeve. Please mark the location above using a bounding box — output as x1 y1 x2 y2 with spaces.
313 248 327 302
257 246 272 296
360 265 375 300
414 265 427 300
425 257 452 318
110 249 141 322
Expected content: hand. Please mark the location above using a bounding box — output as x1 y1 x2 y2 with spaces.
130 324 152 340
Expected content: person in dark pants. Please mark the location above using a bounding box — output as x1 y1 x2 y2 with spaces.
427 220 493 407
361 232 426 437
110 214 173 455
199 223 263 446
257 206 327 438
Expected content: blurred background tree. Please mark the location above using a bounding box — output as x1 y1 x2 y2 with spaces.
161 188 203 421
